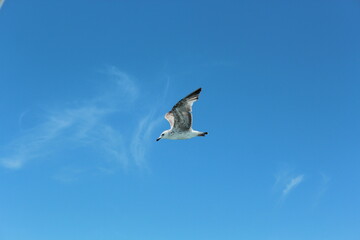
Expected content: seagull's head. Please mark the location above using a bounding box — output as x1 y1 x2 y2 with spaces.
156 130 170 141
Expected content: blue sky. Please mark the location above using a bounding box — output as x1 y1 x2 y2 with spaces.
1 0 360 239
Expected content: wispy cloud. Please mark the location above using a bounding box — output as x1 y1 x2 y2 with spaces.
131 113 162 168
312 173 330 207
0 67 164 174
130 79 170 168
273 168 305 200
0 0 5 10
282 175 304 196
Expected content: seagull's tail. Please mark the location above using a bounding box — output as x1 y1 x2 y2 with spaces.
198 132 208 137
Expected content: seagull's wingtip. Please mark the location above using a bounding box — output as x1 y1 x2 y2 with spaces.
193 88 202 94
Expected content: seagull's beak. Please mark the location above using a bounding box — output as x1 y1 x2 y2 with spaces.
156 137 161 141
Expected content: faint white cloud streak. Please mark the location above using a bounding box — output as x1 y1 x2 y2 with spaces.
282 175 304 196
0 0 5 9
1 67 168 173
1 114 73 169
312 173 330 207
108 67 139 101
0 68 137 170
273 168 305 201
130 78 171 168
131 113 162 167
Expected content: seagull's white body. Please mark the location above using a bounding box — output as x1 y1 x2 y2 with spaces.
160 129 203 140
156 88 208 141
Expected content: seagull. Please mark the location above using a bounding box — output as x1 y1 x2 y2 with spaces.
156 88 208 141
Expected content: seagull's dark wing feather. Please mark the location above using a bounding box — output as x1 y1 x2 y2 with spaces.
164 88 202 131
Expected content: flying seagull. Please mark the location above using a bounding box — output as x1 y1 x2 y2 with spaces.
156 88 208 141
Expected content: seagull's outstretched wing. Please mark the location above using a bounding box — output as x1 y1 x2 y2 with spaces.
164 88 202 131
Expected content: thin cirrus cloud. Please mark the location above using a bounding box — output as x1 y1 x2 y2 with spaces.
0 0 5 9
274 169 331 205
273 169 305 199
282 174 304 196
0 67 162 172
312 173 331 206
131 113 163 168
